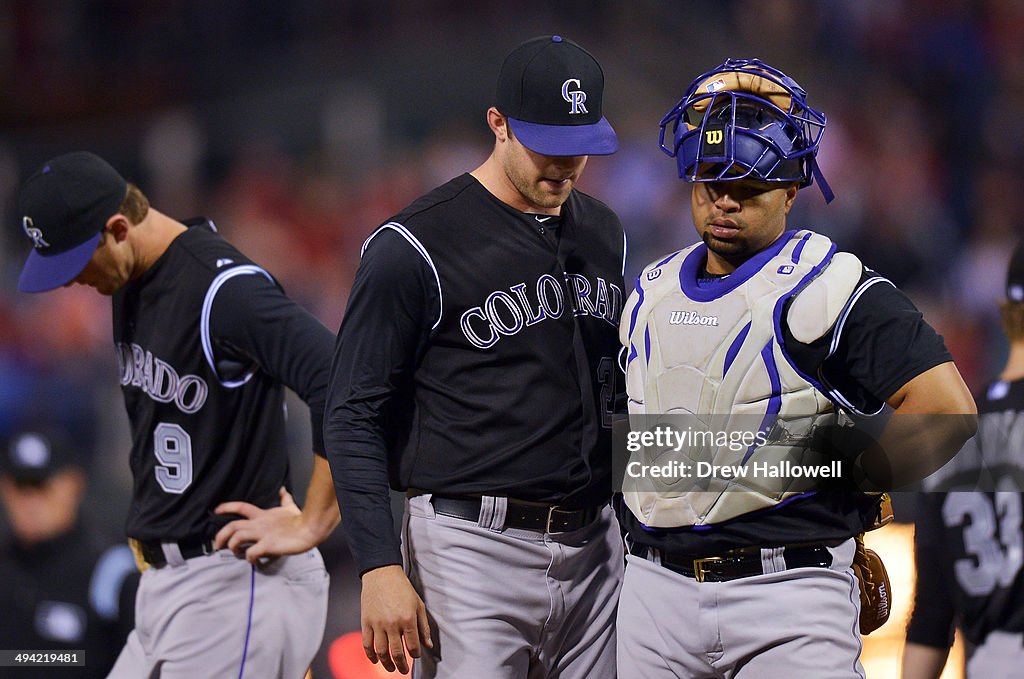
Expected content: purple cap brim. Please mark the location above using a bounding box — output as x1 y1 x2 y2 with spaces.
18 231 102 292
508 116 619 156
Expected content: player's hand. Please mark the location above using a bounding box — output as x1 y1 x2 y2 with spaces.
360 564 432 674
213 487 317 562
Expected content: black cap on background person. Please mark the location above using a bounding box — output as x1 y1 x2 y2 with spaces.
0 426 77 485
16 151 128 293
1000 240 1024 383
495 35 618 157
1008 240 1024 303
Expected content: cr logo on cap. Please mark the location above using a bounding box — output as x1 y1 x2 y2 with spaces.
561 79 589 115
22 216 50 249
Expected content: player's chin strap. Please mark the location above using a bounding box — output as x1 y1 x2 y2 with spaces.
810 157 835 204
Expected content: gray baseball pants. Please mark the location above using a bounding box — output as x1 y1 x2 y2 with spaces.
106 546 328 678
617 539 865 678
967 630 1024 678
404 494 623 679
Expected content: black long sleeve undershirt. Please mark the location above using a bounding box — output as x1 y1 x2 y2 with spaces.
209 269 336 455
324 230 437 573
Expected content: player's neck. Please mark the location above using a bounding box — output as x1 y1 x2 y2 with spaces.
1000 341 1024 382
705 251 738 275
132 210 188 278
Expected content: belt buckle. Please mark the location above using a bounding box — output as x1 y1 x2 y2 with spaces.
692 556 723 583
545 506 571 534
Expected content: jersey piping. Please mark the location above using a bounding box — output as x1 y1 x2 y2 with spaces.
820 276 893 416
362 222 443 330
200 265 275 388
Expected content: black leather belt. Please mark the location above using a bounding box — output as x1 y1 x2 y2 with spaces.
431 495 603 534
136 536 216 568
656 544 833 583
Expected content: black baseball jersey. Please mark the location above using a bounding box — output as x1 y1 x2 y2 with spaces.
0 524 138 678
619 266 952 555
906 378 1024 649
325 173 625 574
113 219 334 542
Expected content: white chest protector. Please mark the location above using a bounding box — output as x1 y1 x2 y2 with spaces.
620 230 864 527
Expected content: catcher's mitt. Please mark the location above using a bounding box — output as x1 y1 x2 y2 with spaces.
851 532 891 635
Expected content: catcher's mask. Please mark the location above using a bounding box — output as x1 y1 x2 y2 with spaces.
659 58 834 203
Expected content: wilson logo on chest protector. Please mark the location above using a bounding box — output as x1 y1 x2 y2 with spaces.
669 311 719 326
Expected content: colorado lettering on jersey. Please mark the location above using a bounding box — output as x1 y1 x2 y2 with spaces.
115 342 209 414
460 273 623 349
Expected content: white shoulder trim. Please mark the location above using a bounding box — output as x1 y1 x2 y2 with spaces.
828 275 894 356
201 264 275 388
821 275 894 416
622 232 628 277
362 222 443 330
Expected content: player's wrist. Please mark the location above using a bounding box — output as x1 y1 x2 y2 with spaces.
360 563 404 580
299 507 340 543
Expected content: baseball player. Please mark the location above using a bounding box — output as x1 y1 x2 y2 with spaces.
13 151 340 678
0 420 139 679
324 36 625 678
902 241 1024 679
617 58 977 678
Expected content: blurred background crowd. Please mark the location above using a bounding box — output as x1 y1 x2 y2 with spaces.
0 1 1016 676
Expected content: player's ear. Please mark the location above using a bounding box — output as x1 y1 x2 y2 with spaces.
486 107 509 143
783 182 799 214
105 214 131 242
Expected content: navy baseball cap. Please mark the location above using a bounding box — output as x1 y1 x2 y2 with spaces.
16 151 128 293
1 428 74 484
1009 240 1024 303
495 35 618 157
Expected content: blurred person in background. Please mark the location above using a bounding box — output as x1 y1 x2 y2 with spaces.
0 420 139 678
903 241 1024 679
